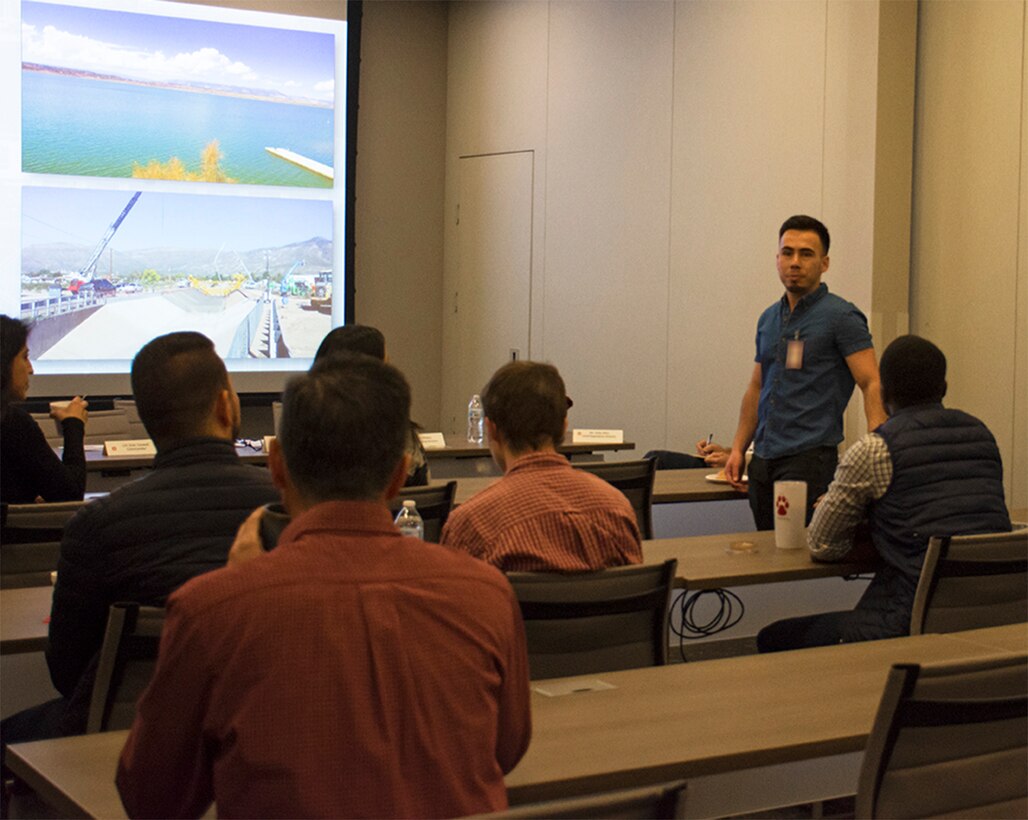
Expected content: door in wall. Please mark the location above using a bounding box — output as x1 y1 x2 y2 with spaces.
449 150 534 435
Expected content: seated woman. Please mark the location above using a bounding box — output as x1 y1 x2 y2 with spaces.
313 325 429 486
0 315 89 504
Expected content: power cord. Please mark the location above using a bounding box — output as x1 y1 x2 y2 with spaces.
669 588 745 663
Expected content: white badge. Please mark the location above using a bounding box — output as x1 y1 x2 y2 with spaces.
786 338 804 369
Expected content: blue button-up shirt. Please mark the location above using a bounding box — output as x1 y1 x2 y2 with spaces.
754 283 872 459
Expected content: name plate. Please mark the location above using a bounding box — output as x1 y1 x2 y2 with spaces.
104 439 156 457
417 432 447 450
571 429 624 445
533 678 617 697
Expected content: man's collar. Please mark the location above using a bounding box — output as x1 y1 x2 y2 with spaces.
277 499 399 547
153 436 238 467
507 450 568 473
780 282 828 313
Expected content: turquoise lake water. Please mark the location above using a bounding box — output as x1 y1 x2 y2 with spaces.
22 71 335 189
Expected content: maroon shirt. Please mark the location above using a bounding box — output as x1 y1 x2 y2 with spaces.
441 452 643 572
117 500 531 819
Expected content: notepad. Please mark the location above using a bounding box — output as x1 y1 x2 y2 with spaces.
533 678 617 697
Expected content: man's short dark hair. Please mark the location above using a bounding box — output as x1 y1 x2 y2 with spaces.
313 325 386 363
779 215 830 255
279 352 410 502
880 335 948 410
131 332 229 448
482 361 567 453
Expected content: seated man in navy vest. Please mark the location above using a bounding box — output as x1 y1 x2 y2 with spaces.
757 335 1011 652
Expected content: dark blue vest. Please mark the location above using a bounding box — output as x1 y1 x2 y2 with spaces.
843 403 1010 641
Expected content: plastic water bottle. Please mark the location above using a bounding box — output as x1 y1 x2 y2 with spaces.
467 394 484 444
395 499 424 539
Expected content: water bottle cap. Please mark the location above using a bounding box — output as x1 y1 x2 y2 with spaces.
402 499 416 509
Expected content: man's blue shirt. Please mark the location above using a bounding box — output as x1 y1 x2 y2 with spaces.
754 283 872 459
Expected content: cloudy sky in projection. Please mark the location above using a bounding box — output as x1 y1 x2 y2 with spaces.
22 0 335 103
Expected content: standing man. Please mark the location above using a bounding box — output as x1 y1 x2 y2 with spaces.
117 353 531 818
724 215 887 529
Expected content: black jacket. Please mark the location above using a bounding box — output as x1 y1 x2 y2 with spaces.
46 437 278 704
1 404 86 504
845 404 1011 641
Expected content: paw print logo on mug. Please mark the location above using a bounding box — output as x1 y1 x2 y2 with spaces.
776 495 789 517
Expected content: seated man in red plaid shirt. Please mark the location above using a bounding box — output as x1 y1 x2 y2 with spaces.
441 361 642 572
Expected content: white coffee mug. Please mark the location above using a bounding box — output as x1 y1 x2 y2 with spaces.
773 480 808 550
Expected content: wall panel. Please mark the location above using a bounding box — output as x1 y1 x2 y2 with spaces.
911 0 1026 508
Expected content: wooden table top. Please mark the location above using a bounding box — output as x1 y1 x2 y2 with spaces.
932 622 1028 654
642 530 875 589
0 585 52 655
505 627 1028 803
6 625 1024 818
0 530 862 656
451 468 744 506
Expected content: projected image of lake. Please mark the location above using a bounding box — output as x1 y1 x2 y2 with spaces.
23 71 334 188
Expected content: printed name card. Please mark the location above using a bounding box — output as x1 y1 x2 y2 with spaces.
417 432 448 450
571 429 624 445
104 439 156 457
533 678 618 697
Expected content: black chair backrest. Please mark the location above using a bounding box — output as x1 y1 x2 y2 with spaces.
389 481 457 543
86 603 166 733
572 460 655 540
855 654 1028 818
910 529 1028 635
480 779 687 819
0 501 85 589
507 559 677 679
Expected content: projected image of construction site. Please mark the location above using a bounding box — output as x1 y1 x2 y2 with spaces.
20 187 334 361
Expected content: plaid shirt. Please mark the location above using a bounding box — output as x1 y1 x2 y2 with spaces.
808 432 893 560
441 452 642 572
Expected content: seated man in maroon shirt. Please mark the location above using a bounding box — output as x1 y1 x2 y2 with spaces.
117 353 532 819
441 361 642 571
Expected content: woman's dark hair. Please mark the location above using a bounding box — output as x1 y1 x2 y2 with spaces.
1 315 30 415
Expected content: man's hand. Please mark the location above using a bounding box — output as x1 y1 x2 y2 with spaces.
227 508 266 566
51 396 88 424
696 439 728 468
723 448 747 490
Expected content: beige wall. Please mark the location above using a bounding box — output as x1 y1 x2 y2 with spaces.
441 0 909 454
355 1 447 430
359 0 1026 511
911 0 1027 509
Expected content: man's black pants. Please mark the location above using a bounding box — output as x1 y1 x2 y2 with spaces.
747 446 838 531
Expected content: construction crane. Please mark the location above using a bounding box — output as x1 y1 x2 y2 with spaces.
68 191 142 295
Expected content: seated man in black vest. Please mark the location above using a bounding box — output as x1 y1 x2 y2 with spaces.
757 335 1011 652
0 332 278 743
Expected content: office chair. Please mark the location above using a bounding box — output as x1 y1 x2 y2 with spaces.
909 529 1028 635
573 459 656 540
507 559 677 678
86 603 166 733
1 501 85 588
856 654 1028 818
478 779 687 819
388 481 457 543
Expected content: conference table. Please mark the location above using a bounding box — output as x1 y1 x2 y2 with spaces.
0 531 865 658
641 529 875 590
78 437 636 474
450 468 744 506
1 586 52 656
5 624 1024 819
